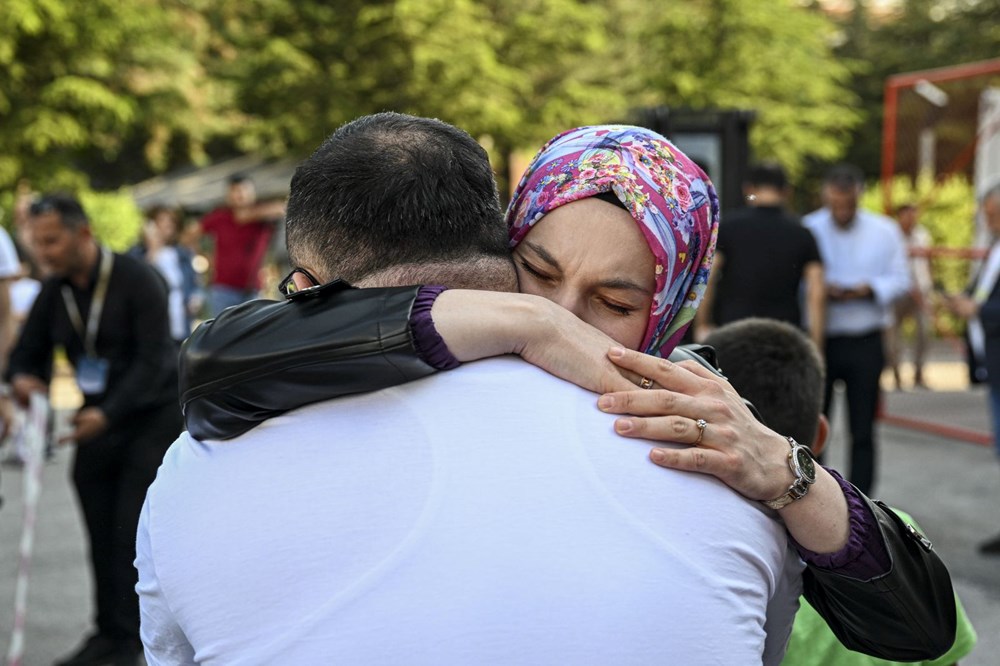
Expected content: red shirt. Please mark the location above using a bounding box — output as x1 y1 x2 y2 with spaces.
201 207 274 290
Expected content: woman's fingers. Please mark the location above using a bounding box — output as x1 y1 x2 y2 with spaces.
598 388 716 419
611 414 712 445
648 445 725 475
607 347 707 394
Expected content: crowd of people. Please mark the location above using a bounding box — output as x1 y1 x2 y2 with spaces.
0 111 993 664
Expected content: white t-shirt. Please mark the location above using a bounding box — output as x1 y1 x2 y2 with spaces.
0 227 19 279
137 358 802 666
803 208 911 334
150 246 187 340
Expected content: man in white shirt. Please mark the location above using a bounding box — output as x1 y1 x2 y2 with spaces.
136 113 802 664
803 165 910 494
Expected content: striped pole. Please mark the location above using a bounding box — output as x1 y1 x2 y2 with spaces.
5 393 51 666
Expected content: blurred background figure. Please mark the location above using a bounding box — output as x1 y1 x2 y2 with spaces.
0 224 20 376
804 164 911 495
945 184 1000 555
5 194 181 665
887 203 934 390
129 205 203 345
694 161 825 349
199 175 284 316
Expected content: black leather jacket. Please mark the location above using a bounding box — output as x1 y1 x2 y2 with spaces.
180 283 957 661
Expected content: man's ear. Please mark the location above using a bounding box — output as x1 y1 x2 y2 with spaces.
291 270 318 291
811 414 830 457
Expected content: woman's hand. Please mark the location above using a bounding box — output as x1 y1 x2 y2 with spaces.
596 347 796 502
598 346 850 554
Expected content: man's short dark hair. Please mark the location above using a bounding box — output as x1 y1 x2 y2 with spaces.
745 162 788 190
823 163 865 191
705 318 825 449
285 112 508 284
228 174 251 186
895 203 917 216
29 194 89 229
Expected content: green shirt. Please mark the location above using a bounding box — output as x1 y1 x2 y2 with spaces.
781 509 976 666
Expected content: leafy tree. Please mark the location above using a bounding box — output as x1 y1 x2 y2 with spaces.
0 0 233 192
611 0 860 179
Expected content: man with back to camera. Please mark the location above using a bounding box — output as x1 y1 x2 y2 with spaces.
803 165 910 495
694 162 825 349
5 195 181 666
135 113 804 664
199 174 285 315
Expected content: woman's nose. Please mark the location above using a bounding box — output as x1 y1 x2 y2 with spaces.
549 288 584 319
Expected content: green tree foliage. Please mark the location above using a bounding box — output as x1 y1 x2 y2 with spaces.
2 0 859 203
0 0 231 192
611 0 859 179
835 0 1000 178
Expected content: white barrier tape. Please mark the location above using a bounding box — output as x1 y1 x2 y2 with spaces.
6 393 51 666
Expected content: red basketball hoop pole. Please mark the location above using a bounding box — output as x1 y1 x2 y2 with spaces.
880 58 1000 213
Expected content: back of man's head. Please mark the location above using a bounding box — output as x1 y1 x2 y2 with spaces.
744 162 788 192
286 112 513 290
704 318 824 449
823 163 864 193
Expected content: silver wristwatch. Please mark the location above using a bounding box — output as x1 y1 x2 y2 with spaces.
762 437 817 510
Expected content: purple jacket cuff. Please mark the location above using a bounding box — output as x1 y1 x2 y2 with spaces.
792 468 892 579
410 286 461 370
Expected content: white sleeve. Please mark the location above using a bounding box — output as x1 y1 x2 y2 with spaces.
135 498 197 665
871 223 912 306
761 549 803 666
0 228 19 278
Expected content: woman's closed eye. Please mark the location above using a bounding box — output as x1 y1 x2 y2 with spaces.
601 299 637 317
519 259 554 282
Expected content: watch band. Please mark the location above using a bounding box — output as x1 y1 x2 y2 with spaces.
762 437 816 510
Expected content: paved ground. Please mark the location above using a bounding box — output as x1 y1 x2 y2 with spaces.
1 342 998 664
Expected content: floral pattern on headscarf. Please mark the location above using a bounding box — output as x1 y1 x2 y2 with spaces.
506 125 720 357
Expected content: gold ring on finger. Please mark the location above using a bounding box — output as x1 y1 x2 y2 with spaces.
694 418 708 446
638 376 654 390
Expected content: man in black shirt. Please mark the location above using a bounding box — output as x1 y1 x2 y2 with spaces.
694 162 825 348
6 195 181 666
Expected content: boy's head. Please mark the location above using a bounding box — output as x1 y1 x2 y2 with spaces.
704 318 828 453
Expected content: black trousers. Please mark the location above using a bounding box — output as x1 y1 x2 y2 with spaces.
71 400 182 640
822 331 884 495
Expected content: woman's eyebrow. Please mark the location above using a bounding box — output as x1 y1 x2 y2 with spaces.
598 278 653 296
523 241 561 269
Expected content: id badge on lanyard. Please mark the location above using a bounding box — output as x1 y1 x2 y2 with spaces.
62 249 114 396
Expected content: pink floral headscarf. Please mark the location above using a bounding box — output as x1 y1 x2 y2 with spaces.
506 125 720 357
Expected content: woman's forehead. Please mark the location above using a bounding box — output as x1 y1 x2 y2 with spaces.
521 199 655 283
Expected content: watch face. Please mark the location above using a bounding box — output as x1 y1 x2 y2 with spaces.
794 448 817 483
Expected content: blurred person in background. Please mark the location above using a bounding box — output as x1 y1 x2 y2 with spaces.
5 194 181 665
694 162 825 348
129 205 203 345
804 164 910 495
945 183 1000 555
887 203 933 390
0 224 20 374
199 175 284 316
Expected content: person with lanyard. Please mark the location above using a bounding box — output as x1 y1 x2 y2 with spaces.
946 183 1000 555
5 194 182 666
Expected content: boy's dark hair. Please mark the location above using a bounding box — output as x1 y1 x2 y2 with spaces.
285 112 508 285
228 173 251 186
28 194 89 229
704 318 825 449
744 162 788 191
823 163 865 191
895 203 917 216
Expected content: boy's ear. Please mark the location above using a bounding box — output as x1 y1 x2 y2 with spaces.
811 414 830 457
